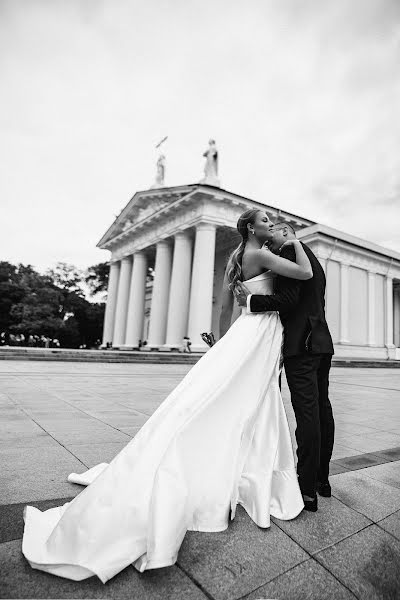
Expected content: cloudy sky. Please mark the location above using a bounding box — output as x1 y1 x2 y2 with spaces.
1 0 399 272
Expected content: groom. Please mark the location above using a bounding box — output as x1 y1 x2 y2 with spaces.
234 222 335 512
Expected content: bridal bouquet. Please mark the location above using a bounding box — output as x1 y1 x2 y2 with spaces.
201 332 216 347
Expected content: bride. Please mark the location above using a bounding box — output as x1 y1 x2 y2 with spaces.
22 208 313 583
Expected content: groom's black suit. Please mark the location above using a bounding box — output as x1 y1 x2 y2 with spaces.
250 242 335 498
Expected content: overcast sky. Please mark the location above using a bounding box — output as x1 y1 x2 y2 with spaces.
1 0 399 272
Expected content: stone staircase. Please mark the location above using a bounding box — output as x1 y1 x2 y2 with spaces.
0 347 199 364
0 346 399 367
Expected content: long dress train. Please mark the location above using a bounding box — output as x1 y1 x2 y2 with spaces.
21 271 304 583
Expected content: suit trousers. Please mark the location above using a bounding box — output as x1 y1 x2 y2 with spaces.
284 353 335 497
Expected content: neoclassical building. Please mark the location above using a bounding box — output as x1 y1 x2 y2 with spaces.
98 183 400 359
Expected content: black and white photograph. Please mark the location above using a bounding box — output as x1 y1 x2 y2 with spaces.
1 1 400 598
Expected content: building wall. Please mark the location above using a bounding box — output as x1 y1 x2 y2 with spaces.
394 284 400 348
348 266 368 346
326 260 340 344
374 274 385 347
302 235 400 359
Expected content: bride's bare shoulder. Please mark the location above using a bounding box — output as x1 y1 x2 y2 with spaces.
242 249 268 280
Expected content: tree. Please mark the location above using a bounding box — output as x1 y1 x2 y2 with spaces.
1 261 105 349
85 262 109 297
8 265 65 339
0 262 26 335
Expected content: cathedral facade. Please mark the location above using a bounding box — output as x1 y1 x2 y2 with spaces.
98 184 400 359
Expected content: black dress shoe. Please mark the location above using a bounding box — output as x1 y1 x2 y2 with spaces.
317 481 331 497
303 495 318 512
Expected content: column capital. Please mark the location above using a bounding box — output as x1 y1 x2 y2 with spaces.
195 222 217 232
155 239 172 249
120 255 133 264
174 229 192 240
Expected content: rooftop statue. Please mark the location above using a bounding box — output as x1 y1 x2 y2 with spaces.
200 139 220 187
151 136 168 189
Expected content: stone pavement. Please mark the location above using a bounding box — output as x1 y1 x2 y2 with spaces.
1 360 400 599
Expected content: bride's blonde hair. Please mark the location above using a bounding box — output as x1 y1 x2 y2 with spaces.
226 208 260 291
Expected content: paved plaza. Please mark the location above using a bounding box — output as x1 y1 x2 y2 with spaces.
1 360 400 599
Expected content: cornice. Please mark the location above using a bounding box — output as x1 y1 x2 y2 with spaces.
98 184 315 250
301 232 400 277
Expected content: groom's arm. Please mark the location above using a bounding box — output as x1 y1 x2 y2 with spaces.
249 246 301 314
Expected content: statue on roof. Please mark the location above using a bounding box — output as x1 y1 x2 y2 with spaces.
150 136 168 189
200 139 220 187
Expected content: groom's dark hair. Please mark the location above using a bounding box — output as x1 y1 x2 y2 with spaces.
273 222 296 236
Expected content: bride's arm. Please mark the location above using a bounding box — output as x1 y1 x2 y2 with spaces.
219 271 234 338
248 240 313 280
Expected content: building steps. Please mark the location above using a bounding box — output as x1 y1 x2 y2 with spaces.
0 347 399 367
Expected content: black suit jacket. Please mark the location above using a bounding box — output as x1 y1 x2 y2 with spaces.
250 243 334 358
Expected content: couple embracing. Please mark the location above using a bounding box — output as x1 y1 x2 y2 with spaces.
22 208 335 583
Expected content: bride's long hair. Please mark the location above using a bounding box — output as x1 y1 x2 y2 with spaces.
226 208 260 291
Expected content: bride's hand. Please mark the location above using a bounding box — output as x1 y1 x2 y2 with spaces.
280 239 298 249
261 241 272 251
233 282 251 307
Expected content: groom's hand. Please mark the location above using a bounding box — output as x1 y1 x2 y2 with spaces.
233 282 251 307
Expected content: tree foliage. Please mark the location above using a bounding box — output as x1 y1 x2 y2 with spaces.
85 262 109 296
0 261 105 348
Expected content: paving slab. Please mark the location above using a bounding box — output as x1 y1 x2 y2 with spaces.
0 445 86 474
331 444 363 460
0 539 208 600
272 495 371 554
1 463 83 505
241 558 357 600
373 446 400 462
337 431 400 453
331 469 400 521
65 442 129 467
315 525 400 600
329 462 350 475
378 509 400 541
0 431 61 449
177 505 308 600
0 497 75 543
360 460 400 491
333 452 389 471
1 362 400 599
48 428 131 445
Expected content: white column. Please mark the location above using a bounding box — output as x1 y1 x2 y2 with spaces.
394 284 400 348
339 262 350 344
101 261 120 347
385 275 394 349
188 223 217 351
124 252 148 348
147 241 173 348
164 231 193 348
319 257 327 274
112 256 133 347
367 271 376 346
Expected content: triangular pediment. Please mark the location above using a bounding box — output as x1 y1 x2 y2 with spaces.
97 185 196 247
97 183 316 250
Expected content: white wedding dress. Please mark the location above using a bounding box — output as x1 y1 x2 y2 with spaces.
22 271 303 583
